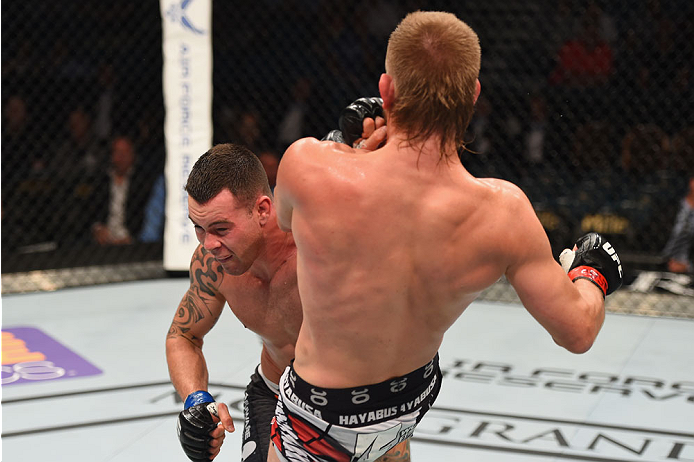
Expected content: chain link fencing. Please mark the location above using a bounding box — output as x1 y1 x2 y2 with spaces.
2 0 693 316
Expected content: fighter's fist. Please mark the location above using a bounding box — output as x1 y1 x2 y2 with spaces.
177 391 220 462
560 233 623 297
338 97 385 147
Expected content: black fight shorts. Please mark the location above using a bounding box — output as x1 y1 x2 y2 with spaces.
270 354 441 462
242 365 280 462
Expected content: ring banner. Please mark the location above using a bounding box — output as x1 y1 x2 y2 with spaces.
160 0 213 271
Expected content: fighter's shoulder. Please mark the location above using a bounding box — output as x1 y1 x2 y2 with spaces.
477 177 549 256
280 137 346 195
284 137 350 165
188 244 226 294
477 178 532 207
284 137 319 160
286 136 321 153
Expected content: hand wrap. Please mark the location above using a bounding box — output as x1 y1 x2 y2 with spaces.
321 129 347 144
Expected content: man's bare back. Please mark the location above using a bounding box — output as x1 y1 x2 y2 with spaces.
278 132 579 388
269 12 621 462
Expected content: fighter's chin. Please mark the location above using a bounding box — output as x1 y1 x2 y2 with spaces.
218 259 250 276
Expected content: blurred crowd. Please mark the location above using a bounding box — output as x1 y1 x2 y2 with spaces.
1 0 692 271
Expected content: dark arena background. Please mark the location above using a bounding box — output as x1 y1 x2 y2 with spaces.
2 2 694 461
2 0 693 316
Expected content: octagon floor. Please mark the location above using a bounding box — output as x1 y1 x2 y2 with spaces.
2 278 693 462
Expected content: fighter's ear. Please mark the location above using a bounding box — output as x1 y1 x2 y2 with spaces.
379 74 395 110
257 195 272 225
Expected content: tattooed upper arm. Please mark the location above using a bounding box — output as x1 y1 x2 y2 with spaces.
167 245 226 345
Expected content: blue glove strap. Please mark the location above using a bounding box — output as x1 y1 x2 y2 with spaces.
184 390 215 409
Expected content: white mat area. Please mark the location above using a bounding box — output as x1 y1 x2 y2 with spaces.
2 278 693 461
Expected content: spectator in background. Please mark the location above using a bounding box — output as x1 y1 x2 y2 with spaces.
671 126 694 173
549 13 614 88
357 0 404 75
315 2 366 105
585 1 617 45
667 67 693 134
0 94 67 248
135 109 167 243
468 94 494 157
639 6 680 83
91 136 153 246
524 93 549 167
620 123 670 176
663 175 694 273
2 42 36 83
2 94 53 249
277 77 313 151
2 95 44 181
135 108 166 178
617 14 679 130
360 0 403 43
237 110 263 151
139 173 166 243
50 106 104 179
218 108 264 153
94 63 116 145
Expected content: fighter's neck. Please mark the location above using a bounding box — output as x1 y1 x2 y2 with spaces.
385 128 458 162
248 222 295 282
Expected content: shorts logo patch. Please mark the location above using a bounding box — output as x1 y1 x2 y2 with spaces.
241 441 257 460
310 388 328 406
350 388 370 405
390 378 407 393
1 327 102 386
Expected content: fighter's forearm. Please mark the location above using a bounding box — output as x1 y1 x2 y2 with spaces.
166 336 210 400
552 279 605 354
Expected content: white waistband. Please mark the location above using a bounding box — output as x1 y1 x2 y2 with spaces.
258 364 281 395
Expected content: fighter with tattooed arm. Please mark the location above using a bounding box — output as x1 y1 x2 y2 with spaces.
166 113 407 462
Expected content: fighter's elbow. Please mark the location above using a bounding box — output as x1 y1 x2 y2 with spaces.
562 295 605 353
561 335 596 354
166 330 203 351
556 319 602 354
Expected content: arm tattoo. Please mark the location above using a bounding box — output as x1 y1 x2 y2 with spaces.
190 248 224 297
376 440 411 462
167 249 224 341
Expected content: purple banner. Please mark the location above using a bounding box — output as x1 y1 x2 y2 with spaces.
2 326 102 386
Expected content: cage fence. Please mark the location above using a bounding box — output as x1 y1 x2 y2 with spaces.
2 0 693 316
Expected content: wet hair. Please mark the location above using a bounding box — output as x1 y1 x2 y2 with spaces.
385 11 481 158
185 143 272 210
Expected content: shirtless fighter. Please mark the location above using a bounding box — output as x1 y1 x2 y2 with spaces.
167 140 407 462
270 11 623 462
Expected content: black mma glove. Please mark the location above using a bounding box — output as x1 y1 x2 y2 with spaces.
559 232 623 297
338 97 384 147
177 390 219 462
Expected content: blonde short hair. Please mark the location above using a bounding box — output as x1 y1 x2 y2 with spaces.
385 11 481 157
